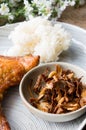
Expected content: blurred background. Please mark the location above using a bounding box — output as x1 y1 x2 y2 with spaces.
0 0 86 29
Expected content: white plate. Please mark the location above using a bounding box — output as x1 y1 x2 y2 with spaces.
0 22 86 130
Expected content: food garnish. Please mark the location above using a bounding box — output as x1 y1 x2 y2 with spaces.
30 65 86 114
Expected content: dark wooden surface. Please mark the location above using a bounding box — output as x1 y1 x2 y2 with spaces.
59 5 86 29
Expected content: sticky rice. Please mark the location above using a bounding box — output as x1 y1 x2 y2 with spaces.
8 17 71 62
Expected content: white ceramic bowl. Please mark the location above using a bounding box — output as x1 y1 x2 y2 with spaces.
19 62 86 122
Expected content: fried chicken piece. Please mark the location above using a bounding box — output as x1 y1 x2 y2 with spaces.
0 111 10 130
0 54 40 93
0 54 40 130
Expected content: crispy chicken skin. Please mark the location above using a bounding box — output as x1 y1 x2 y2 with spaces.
0 54 40 130
0 111 10 130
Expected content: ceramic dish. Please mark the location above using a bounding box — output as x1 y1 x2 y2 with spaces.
1 22 86 129
19 62 86 122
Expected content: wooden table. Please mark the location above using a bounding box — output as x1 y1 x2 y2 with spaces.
59 5 86 30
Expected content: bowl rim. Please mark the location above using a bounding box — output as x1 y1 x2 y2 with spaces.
19 62 86 117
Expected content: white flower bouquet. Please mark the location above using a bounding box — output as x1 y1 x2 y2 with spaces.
0 0 80 25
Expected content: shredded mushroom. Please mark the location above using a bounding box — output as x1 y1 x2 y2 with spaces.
30 65 86 114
